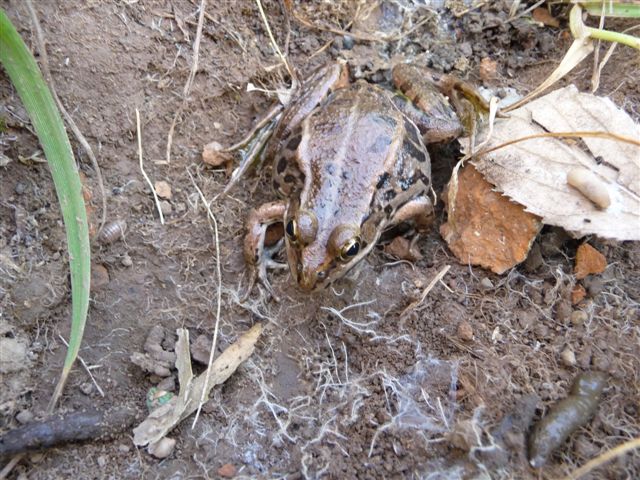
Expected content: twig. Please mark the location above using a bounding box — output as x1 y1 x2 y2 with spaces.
165 0 206 164
561 437 640 480
0 454 23 480
136 109 164 224
58 334 105 397
401 265 451 316
255 0 296 84
186 167 222 428
25 0 108 237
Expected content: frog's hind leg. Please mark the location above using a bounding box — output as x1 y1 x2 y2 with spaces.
243 201 288 299
388 195 434 232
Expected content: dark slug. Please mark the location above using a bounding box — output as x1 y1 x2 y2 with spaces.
527 371 608 468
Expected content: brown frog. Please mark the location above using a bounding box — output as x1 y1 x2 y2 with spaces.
243 62 482 294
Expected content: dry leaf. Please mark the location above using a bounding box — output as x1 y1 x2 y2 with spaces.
469 85 640 240
133 323 263 447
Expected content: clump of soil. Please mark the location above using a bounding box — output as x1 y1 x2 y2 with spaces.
1 1 638 478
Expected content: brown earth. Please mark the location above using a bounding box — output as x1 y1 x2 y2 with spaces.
1 1 639 479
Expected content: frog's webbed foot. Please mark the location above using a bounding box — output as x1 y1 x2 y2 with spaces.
243 201 287 301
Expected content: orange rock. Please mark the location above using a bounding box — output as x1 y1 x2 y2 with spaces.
90 263 110 290
384 236 423 262
154 180 172 200
479 57 498 83
202 141 233 167
440 164 541 274
217 463 236 478
532 7 560 28
574 243 606 279
571 284 586 305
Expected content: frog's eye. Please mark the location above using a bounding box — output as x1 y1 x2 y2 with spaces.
285 219 298 242
339 237 361 261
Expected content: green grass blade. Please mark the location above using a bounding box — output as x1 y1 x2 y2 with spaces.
0 9 90 411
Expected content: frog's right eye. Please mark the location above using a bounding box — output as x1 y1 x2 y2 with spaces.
285 219 298 242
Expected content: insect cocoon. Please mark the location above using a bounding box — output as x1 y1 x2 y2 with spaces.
567 167 611 210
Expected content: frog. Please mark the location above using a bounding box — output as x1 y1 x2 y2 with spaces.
242 61 484 294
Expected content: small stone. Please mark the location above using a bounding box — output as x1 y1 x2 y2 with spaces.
555 300 572 324
479 57 498 82
457 321 474 341
91 263 110 290
571 284 586 305
342 35 354 50
584 277 605 297
574 243 607 279
592 354 610 372
191 334 212 365
202 141 233 167
159 200 172 216
570 310 587 326
560 347 576 367
532 7 560 28
15 182 26 195
577 347 592 369
217 463 237 478
29 453 44 463
534 323 549 339
0 338 29 373
384 236 423 262
16 410 34 424
121 254 133 267
174 202 187 213
154 180 172 200
97 455 107 467
118 444 131 453
148 437 176 459
79 382 94 396
480 278 494 290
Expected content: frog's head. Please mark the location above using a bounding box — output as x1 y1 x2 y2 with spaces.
283 206 373 291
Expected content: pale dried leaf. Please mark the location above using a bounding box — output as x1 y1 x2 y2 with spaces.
469 85 640 241
133 323 263 446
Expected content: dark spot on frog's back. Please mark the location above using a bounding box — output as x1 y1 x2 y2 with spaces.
376 172 390 189
284 174 296 184
404 137 428 163
276 156 287 174
286 135 302 152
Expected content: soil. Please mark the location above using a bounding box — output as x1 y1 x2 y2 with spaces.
1 1 639 479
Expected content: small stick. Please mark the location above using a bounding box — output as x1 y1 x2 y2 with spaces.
186 167 222 428
255 0 297 85
58 334 105 397
136 109 164 224
165 0 206 164
25 0 108 237
401 265 451 317
561 437 640 480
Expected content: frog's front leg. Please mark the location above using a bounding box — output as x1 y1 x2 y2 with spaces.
244 201 288 297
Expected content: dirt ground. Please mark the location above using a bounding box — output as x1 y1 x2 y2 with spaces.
1 1 639 479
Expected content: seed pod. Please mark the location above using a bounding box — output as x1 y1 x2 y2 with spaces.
99 220 127 244
528 371 607 468
567 167 611 210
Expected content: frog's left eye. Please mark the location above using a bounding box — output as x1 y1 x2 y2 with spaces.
339 238 361 261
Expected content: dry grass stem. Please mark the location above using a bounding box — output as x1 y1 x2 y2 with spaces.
186 167 223 429
165 0 206 164
561 437 640 480
25 0 108 237
136 108 165 224
401 265 451 317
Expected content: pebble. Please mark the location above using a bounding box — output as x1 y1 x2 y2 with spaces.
97 455 107 467
15 182 26 195
154 180 172 200
29 452 44 463
555 300 572 324
118 444 131 453
457 321 474 341
159 200 172 216
16 409 34 424
560 347 576 367
0 337 28 373
148 437 176 459
571 310 587 326
480 278 494 290
584 277 605 297
79 382 94 396
218 463 237 478
90 263 110 290
342 35 354 50
121 254 133 267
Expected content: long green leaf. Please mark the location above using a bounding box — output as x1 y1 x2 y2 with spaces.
0 9 90 411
